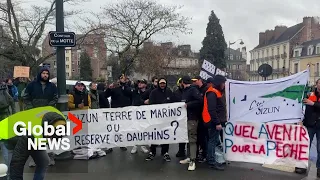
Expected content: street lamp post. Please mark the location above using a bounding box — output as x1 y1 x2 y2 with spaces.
228 39 244 79
55 0 68 111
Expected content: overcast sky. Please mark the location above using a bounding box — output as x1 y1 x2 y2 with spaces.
27 0 320 59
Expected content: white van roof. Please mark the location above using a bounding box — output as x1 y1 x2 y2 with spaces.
49 78 91 86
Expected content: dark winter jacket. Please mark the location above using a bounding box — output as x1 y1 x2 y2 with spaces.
68 89 91 110
9 112 65 180
97 83 110 108
303 89 320 128
182 85 203 120
105 83 132 108
149 78 174 105
142 85 156 100
22 68 58 109
173 87 183 102
132 89 147 106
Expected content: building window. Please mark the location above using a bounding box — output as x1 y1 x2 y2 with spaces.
230 54 233 60
66 72 69 77
308 47 312 55
294 63 298 73
66 65 69 69
266 49 269 57
271 60 274 68
77 50 81 60
72 61 74 65
66 50 70 54
258 52 260 59
277 47 280 55
283 45 286 53
317 46 320 54
77 61 80 65
53 61 56 65
283 59 286 68
72 69 75 72
317 63 320 76
271 48 274 56
277 60 279 69
78 68 80 72
294 50 300 57
237 65 240 69
262 50 264 58
66 57 69 62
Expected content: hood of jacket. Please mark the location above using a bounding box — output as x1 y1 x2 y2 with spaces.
37 67 50 82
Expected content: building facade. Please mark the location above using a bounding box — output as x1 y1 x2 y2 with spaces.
249 16 320 81
291 38 320 85
226 47 247 80
42 33 107 80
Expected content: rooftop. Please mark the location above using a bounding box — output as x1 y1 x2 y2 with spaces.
254 23 304 49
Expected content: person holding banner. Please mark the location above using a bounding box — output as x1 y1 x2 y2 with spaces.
296 78 320 176
179 76 203 171
130 79 149 154
145 78 174 162
202 75 226 171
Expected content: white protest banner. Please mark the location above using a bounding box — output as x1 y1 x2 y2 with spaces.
51 102 188 154
223 121 310 168
200 60 226 80
225 69 309 123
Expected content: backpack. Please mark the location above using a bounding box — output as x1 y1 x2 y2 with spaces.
0 84 11 110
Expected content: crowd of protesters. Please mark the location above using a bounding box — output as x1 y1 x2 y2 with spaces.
0 66 319 179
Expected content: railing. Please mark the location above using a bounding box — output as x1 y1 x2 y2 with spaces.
275 55 280 59
270 56 275 60
281 53 287 59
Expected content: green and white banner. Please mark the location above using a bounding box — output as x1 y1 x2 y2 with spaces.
225 69 310 123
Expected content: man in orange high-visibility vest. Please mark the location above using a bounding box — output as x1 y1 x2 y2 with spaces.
202 75 226 171
296 78 320 177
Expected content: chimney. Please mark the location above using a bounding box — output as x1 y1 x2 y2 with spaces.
259 32 265 45
274 26 287 40
265 29 274 44
303 17 312 41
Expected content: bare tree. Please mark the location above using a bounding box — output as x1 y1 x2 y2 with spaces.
90 0 191 75
0 0 89 74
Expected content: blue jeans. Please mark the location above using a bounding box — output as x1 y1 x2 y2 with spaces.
32 151 50 180
307 127 320 168
0 141 12 180
207 128 221 165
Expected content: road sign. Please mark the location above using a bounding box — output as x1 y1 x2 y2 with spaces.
49 31 76 47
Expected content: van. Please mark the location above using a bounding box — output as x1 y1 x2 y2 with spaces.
49 78 111 106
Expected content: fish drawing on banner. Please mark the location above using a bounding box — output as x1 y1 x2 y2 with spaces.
225 69 310 124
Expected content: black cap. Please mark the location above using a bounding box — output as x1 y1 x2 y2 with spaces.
137 79 147 84
181 76 192 84
207 75 226 86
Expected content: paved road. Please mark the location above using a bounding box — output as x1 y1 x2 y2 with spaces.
18 145 307 180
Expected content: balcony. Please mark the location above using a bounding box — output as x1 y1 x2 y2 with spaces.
275 55 280 59
281 53 287 59
264 56 270 61
270 56 275 60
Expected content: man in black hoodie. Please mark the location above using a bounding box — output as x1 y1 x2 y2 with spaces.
179 76 203 171
23 67 58 110
22 67 58 167
145 78 174 162
142 76 158 104
203 75 226 171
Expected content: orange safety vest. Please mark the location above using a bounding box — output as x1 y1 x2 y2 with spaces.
202 86 222 123
308 92 320 102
